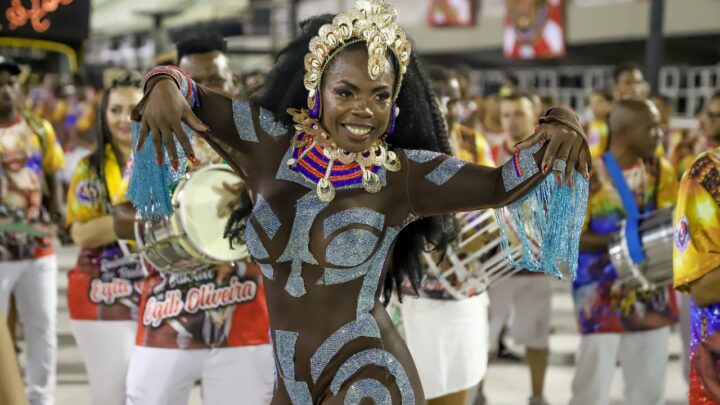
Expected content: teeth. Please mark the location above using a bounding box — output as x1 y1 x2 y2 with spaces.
345 125 371 136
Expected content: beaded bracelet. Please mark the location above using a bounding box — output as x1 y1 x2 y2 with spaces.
144 65 199 108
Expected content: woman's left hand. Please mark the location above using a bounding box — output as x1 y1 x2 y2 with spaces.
516 112 591 186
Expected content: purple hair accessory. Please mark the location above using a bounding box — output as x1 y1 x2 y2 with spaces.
309 91 321 119
388 103 397 136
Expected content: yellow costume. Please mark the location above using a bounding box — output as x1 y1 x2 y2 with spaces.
673 148 720 291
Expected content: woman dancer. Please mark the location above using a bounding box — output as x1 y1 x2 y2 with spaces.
65 71 146 405
129 2 589 403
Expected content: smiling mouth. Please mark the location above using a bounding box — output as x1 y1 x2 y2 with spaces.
343 124 372 136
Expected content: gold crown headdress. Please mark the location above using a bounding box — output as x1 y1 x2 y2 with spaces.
303 0 412 119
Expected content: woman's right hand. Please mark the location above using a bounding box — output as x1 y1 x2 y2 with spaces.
135 78 209 168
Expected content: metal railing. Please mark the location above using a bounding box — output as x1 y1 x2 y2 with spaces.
471 64 720 117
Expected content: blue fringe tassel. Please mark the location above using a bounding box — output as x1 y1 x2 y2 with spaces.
127 121 193 220
493 171 589 279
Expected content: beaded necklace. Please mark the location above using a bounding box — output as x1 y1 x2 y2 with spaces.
286 108 401 202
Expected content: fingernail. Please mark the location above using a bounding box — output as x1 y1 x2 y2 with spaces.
156 155 163 166
567 177 573 187
171 159 179 170
188 154 197 164
543 165 549 175
200 122 209 131
555 175 562 186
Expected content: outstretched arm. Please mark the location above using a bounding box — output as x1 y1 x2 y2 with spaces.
402 106 590 278
406 106 589 217
128 66 289 219
403 144 544 216
130 67 286 177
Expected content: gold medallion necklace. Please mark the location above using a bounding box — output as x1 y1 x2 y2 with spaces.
285 108 401 202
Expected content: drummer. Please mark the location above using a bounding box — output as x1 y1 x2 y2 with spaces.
112 34 274 405
487 91 553 405
569 99 678 405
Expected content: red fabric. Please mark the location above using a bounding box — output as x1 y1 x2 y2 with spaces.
690 359 720 405
504 0 565 60
33 242 55 259
67 268 97 320
226 274 271 347
427 0 477 27
66 246 145 321
135 262 270 349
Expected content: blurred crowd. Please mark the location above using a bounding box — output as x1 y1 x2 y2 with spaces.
16 58 719 192
1 29 719 405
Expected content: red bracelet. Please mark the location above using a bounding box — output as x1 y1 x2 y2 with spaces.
144 65 194 103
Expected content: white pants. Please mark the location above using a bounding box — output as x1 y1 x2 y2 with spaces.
569 327 670 405
70 320 137 405
126 344 275 405
488 276 552 352
0 255 58 405
399 294 489 399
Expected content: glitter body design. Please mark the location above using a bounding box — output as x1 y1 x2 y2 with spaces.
326 229 380 267
330 349 415 404
246 223 269 260
246 193 282 278
232 101 258 142
425 156 467 186
323 208 385 237
259 107 289 139
501 143 542 191
253 194 282 239
309 229 400 385
405 149 441 164
344 379 392 404
244 189 411 401
322 227 396 286
323 208 386 267
275 330 313 404
310 315 380 382
276 193 328 297
259 263 274 279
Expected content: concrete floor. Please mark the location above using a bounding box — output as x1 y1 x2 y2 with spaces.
38 245 688 405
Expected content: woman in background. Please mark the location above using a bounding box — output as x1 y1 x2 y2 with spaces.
65 71 146 405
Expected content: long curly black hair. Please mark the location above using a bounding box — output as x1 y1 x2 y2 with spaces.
89 70 142 210
243 14 457 301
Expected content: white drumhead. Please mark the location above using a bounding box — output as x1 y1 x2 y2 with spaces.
176 164 247 262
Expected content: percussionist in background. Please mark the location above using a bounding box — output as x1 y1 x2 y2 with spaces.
112 33 273 405
569 99 678 405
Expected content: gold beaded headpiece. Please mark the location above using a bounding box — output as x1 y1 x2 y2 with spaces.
303 0 412 117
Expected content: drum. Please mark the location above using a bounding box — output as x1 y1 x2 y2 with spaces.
608 207 674 291
421 209 521 299
135 164 249 273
